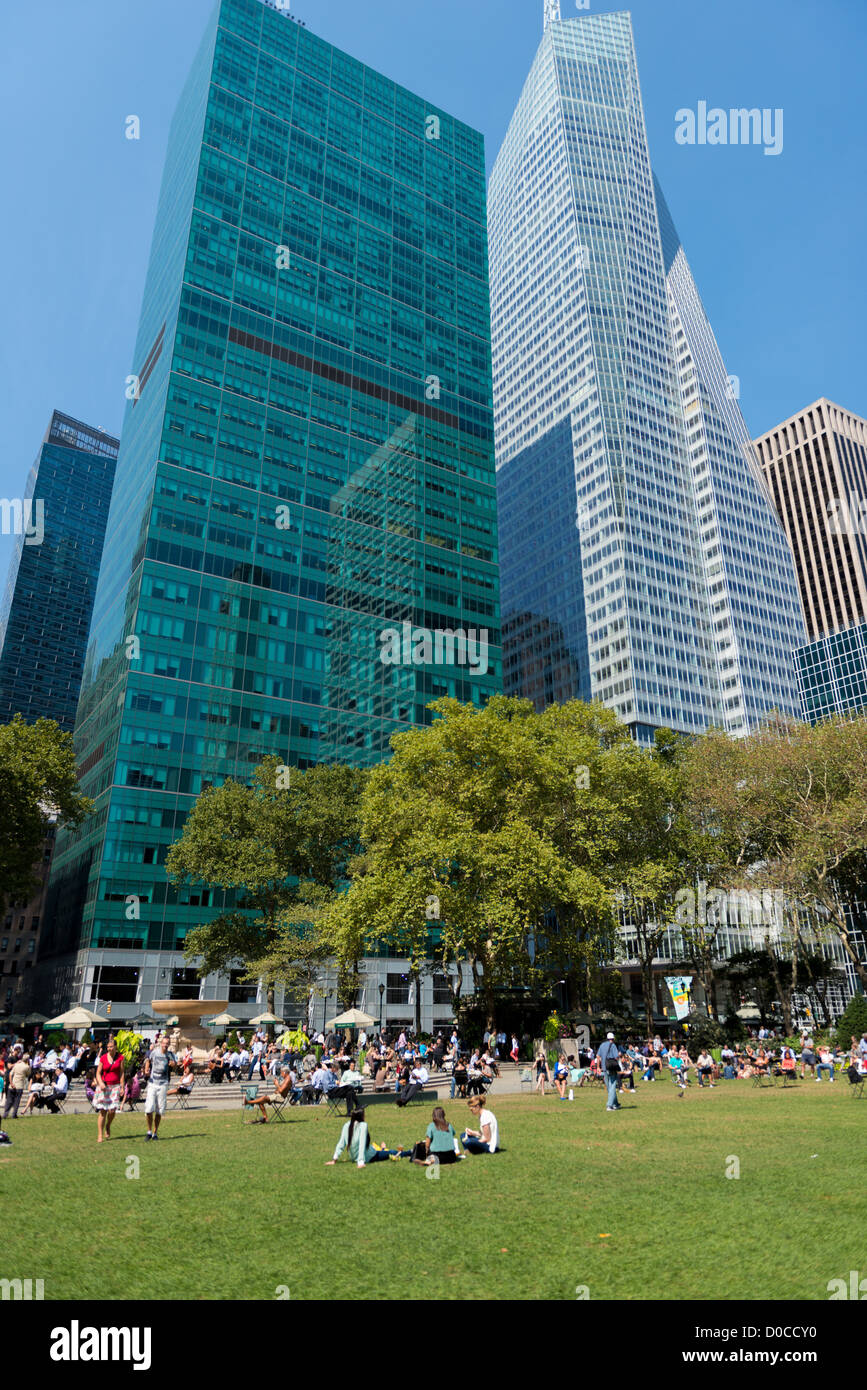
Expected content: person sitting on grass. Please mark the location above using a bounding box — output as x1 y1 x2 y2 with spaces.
325 1107 401 1168
243 1067 294 1123
412 1106 462 1165
461 1096 499 1154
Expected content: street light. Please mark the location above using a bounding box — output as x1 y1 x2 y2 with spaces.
378 982 385 1035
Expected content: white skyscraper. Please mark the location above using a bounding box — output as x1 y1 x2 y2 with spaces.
490 8 805 737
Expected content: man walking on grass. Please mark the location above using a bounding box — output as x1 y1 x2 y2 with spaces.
144 1035 173 1140
597 1032 622 1112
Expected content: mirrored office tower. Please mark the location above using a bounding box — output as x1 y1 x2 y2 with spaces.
491 8 804 739
39 0 500 1016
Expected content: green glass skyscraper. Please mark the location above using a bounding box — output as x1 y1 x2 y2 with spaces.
40 0 500 1022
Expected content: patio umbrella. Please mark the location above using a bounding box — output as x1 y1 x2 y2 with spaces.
23 1012 49 1025
249 1012 284 1026
206 1012 239 1027
324 1008 377 1030
736 1004 761 1021
43 1005 109 1029
126 1012 159 1028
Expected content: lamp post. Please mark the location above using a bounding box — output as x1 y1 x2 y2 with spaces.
378 982 385 1036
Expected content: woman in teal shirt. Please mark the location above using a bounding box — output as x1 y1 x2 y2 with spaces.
413 1106 462 1166
326 1108 399 1168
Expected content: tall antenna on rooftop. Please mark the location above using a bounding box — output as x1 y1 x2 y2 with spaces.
544 0 561 30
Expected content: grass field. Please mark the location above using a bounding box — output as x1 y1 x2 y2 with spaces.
3 1080 864 1301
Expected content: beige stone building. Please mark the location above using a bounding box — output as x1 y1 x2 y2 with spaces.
755 399 867 640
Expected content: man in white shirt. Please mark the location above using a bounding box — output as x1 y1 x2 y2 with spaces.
461 1096 498 1154
331 1064 364 1116
248 1037 266 1080
396 1063 429 1108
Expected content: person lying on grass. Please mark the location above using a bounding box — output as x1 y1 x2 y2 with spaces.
243 1067 294 1123
326 1107 402 1167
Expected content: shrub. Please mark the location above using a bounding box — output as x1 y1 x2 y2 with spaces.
834 994 867 1051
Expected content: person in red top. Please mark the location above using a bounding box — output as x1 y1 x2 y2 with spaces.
93 1037 125 1143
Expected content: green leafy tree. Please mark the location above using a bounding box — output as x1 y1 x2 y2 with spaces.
684 716 867 995
323 697 628 1029
835 993 867 1051
0 715 92 905
167 760 365 1012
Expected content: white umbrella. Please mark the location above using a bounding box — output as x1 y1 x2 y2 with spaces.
206 1012 239 1027
736 1004 762 1021
325 1008 377 1030
43 1005 109 1029
249 1012 284 1026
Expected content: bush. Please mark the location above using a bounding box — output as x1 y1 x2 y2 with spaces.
835 994 867 1051
680 1014 728 1052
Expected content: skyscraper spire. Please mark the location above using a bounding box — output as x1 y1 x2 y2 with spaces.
543 0 561 31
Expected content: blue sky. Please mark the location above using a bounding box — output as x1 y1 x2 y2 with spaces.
1 0 865 581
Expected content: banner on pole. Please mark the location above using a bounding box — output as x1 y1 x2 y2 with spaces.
665 975 693 1021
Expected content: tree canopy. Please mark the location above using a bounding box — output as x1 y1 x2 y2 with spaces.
0 715 92 906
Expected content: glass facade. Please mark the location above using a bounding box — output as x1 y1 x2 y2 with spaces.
0 411 119 732
39 0 500 1013
490 11 804 737
797 619 867 722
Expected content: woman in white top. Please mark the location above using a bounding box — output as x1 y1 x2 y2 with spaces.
460 1096 499 1154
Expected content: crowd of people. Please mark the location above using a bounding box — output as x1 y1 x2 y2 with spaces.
3 1018 865 1147
540 1030 867 1111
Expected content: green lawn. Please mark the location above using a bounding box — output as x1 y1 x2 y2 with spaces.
4 1081 863 1301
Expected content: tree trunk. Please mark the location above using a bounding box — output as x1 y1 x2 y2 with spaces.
642 955 655 1039
765 944 791 1034
477 957 496 1033
412 965 422 1037
266 980 275 1015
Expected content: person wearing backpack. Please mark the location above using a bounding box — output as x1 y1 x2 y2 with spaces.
597 1032 622 1111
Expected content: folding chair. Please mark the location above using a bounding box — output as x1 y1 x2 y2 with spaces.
240 1083 260 1119
752 1069 774 1088
171 1081 194 1110
325 1089 348 1117
268 1092 292 1123
847 1070 865 1097
519 1068 533 1091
